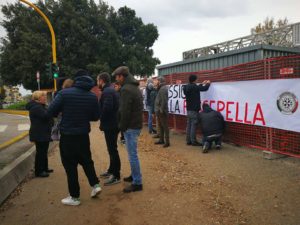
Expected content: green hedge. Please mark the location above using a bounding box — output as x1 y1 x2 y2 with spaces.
6 101 28 110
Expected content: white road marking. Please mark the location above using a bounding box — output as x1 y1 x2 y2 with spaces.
0 125 8 132
18 124 30 131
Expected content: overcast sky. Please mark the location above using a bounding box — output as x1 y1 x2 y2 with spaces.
0 0 300 66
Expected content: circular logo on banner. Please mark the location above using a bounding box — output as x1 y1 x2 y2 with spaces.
277 92 298 115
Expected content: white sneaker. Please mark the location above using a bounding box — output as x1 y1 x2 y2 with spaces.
91 184 102 198
61 196 81 206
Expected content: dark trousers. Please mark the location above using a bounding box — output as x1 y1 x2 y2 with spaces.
157 112 170 144
35 141 49 175
202 134 222 148
59 134 99 198
104 129 121 178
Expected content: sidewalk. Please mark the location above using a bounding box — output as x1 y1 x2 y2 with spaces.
1 122 300 225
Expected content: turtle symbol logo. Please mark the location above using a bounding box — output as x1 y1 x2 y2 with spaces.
277 92 298 115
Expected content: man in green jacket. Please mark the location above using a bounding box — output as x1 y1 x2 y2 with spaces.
112 66 143 193
154 77 170 148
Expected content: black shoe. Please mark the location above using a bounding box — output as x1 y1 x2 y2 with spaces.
191 142 202 146
46 169 54 173
155 141 165 145
104 176 121 186
186 142 192 145
123 184 143 193
163 143 170 148
99 171 111 178
216 145 221 150
36 171 49 178
123 175 133 182
153 135 160 139
202 142 210 153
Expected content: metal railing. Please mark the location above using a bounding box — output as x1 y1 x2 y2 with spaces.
183 22 300 60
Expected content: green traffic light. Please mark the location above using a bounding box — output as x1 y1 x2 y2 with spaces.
53 73 59 78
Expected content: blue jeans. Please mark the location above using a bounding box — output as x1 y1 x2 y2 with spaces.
186 111 199 143
124 129 142 185
147 105 154 132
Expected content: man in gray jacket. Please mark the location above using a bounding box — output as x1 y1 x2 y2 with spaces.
154 77 170 148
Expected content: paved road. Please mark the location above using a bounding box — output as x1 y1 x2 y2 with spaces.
0 113 30 144
0 113 32 170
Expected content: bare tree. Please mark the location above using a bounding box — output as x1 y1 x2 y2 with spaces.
251 17 289 34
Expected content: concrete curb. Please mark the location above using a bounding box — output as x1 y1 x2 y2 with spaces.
0 110 29 116
0 131 29 151
0 142 57 205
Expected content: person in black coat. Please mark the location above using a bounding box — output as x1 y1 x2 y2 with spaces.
97 72 121 186
26 91 53 177
198 104 225 153
183 74 211 146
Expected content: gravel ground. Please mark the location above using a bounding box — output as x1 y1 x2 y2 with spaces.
0 122 300 225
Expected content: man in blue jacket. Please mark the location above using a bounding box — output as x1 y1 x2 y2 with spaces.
97 72 121 186
48 69 101 206
183 75 211 146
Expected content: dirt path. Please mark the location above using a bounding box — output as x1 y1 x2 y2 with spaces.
1 123 300 225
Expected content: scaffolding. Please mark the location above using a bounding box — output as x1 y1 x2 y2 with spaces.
183 22 300 60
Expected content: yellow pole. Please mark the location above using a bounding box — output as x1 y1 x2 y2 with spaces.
19 0 57 91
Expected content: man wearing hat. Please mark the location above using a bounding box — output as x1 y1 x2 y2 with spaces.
112 66 143 193
48 69 101 205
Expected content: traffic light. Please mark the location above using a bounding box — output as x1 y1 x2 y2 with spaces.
52 64 59 78
45 62 52 77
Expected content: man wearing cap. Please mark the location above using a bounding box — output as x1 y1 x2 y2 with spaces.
112 66 143 193
154 77 170 148
183 75 211 146
48 69 101 205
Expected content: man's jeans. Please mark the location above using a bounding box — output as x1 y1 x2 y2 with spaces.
124 129 142 185
147 105 154 132
186 110 199 144
202 134 222 148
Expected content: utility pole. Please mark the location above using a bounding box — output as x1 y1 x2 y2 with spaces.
19 0 58 91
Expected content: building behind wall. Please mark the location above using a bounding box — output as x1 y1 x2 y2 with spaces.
155 22 300 158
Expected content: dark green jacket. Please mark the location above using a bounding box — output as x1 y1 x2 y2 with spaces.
155 84 169 114
118 74 143 131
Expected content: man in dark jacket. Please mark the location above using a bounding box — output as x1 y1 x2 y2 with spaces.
198 104 225 153
112 66 143 193
145 78 156 134
183 75 211 146
97 72 121 186
154 77 170 148
48 69 101 206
